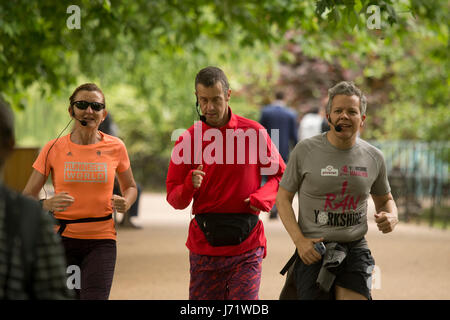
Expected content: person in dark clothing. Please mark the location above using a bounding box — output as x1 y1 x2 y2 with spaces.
259 91 298 219
260 92 298 162
0 98 72 300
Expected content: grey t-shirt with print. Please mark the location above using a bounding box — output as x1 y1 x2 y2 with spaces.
280 133 390 242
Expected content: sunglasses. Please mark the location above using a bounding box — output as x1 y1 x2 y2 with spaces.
72 100 105 111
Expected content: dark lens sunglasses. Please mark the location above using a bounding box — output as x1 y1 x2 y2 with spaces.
72 100 105 111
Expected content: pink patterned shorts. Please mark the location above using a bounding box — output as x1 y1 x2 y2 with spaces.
189 246 264 300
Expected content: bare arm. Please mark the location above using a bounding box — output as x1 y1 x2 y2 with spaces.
276 186 323 265
114 167 138 213
22 169 47 199
22 169 74 212
276 186 303 243
371 192 398 233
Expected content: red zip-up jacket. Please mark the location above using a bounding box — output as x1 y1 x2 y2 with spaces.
166 108 285 257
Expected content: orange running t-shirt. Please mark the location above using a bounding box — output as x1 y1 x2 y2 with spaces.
33 132 130 240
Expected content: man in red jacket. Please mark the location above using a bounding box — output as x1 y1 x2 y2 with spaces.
166 66 285 300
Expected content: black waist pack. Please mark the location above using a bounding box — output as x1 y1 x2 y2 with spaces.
55 214 113 236
195 213 259 247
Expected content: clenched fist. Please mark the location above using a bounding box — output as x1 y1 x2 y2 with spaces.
374 211 398 233
192 165 205 189
111 194 129 213
43 192 74 212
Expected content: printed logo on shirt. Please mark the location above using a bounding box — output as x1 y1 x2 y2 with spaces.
321 165 338 177
340 165 368 177
313 180 364 227
64 162 107 183
314 210 363 227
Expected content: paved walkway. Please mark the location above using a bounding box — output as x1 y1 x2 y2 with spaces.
109 193 450 300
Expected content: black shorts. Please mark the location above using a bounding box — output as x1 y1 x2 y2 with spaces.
294 239 375 300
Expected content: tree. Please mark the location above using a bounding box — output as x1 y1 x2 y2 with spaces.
1 0 428 105
3 1 447 189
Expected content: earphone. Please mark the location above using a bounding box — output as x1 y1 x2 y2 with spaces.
195 97 206 122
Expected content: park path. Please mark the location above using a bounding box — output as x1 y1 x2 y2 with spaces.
109 193 450 300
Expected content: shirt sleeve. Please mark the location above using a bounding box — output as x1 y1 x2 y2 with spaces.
116 140 131 173
370 152 391 196
249 129 286 212
279 143 302 194
166 136 197 210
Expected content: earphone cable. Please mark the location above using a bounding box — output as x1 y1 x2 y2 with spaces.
42 118 74 200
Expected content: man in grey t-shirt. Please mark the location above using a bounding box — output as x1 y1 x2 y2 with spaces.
276 81 398 300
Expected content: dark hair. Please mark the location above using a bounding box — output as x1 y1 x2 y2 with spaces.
195 66 230 95
0 98 14 143
309 107 320 114
0 98 14 165
69 83 105 106
275 91 285 100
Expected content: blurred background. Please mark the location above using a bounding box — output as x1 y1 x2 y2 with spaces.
1 0 448 228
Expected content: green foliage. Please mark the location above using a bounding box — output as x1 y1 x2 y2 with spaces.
278 0 449 142
99 38 276 188
2 0 448 189
0 0 420 100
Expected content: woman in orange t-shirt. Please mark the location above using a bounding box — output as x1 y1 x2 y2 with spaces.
23 83 137 300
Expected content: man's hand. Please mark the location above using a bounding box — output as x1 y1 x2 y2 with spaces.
244 198 260 212
372 193 398 234
374 211 398 233
112 194 129 213
192 165 205 189
295 237 325 265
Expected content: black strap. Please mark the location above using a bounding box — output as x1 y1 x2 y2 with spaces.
56 214 113 235
195 212 258 224
280 250 298 276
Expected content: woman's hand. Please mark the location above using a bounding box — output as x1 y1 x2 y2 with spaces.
43 192 75 212
111 194 129 213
